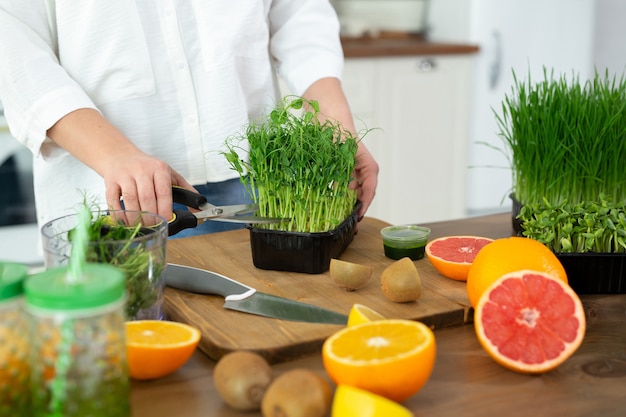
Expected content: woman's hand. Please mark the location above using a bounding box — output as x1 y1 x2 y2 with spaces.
47 108 195 222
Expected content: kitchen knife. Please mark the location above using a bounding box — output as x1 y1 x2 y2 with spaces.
164 263 348 325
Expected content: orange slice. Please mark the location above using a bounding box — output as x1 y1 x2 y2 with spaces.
331 385 413 417
347 304 386 327
322 319 436 402
125 320 201 380
467 236 568 307
474 270 585 374
425 235 493 281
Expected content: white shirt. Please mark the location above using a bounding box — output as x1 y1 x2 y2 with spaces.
0 0 343 227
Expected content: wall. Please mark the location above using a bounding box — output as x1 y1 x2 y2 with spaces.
428 0 609 216
593 0 626 76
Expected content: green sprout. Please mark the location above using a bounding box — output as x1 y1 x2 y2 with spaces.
496 68 626 208
69 209 164 319
223 96 365 233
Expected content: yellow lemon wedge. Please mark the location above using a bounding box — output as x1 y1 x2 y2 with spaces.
331 385 414 417
347 303 386 327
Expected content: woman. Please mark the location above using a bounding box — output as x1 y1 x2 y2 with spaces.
0 1 378 237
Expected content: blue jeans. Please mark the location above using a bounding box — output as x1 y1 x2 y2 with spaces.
170 178 253 239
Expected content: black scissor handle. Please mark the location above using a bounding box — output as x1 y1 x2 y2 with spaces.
168 209 199 236
172 185 208 210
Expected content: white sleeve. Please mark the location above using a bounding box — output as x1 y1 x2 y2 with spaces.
0 5 97 153
268 0 344 95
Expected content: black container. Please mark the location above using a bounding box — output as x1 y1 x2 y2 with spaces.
510 194 626 294
510 194 523 235
556 252 626 294
248 203 360 274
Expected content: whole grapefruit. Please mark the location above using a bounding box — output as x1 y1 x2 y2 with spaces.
466 236 567 308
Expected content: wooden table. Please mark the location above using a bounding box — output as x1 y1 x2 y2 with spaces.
131 213 626 417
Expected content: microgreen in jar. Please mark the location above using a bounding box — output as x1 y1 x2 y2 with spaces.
69 208 166 319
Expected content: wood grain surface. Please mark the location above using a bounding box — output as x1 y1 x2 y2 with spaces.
133 213 626 417
165 216 504 363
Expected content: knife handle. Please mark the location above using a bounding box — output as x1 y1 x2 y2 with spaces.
166 263 256 300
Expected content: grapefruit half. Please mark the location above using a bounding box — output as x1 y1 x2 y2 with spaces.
474 270 586 374
425 236 493 281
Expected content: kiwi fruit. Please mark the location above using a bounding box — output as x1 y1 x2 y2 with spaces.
329 258 373 291
261 369 332 417
381 257 422 302
213 350 273 411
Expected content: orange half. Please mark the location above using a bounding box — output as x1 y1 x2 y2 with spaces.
125 320 201 380
322 319 436 402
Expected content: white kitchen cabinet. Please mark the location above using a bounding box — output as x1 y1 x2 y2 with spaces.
342 54 473 225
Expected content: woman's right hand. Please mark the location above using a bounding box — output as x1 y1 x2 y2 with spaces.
47 108 195 222
102 150 194 223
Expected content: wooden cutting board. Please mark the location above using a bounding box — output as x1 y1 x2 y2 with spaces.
164 217 485 364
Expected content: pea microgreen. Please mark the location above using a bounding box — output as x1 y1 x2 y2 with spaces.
224 96 366 233
518 195 626 253
69 208 164 319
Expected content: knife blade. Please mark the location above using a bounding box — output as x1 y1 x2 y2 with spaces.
164 263 348 325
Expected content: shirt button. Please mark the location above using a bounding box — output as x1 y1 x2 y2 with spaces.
176 61 186 70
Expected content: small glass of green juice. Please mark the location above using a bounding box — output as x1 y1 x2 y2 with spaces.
381 225 431 261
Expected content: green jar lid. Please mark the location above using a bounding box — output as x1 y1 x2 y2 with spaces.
0 262 28 301
25 263 125 310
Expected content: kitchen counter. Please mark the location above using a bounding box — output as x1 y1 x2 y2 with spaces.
131 213 626 416
341 35 479 58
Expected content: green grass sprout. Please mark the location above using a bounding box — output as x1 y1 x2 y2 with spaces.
496 68 626 253
496 68 626 208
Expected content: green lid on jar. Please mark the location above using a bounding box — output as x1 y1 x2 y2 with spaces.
0 262 28 301
25 263 125 310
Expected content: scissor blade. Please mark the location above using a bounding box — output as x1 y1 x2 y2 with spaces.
192 204 258 219
192 209 286 224
227 204 260 216
213 215 286 224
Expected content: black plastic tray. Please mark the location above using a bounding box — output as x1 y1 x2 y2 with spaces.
248 202 360 274
556 252 626 294
510 194 626 294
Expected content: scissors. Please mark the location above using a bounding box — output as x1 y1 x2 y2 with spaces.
169 186 285 236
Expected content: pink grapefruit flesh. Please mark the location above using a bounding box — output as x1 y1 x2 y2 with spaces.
474 270 586 374
425 236 493 281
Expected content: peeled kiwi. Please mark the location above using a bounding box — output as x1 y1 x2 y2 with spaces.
213 350 273 411
381 257 422 302
261 369 332 417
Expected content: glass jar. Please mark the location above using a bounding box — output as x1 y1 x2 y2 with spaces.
25 263 130 417
0 261 30 416
40 210 168 320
